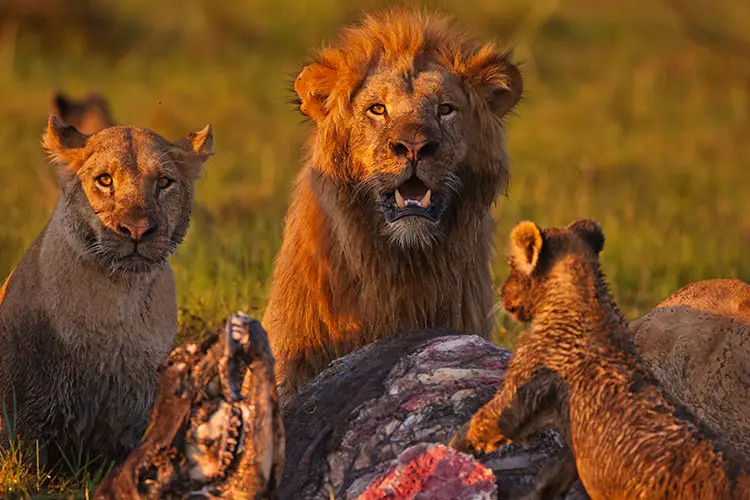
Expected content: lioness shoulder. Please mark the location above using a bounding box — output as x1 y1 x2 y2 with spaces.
630 278 750 459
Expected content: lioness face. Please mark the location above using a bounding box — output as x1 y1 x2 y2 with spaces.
43 117 213 273
348 65 470 248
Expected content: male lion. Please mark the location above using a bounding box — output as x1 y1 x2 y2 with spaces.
0 116 212 467
263 9 523 398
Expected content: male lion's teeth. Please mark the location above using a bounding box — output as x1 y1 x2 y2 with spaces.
395 189 406 209
421 190 432 208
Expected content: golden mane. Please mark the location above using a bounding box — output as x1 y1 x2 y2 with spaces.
265 9 523 400
297 9 519 130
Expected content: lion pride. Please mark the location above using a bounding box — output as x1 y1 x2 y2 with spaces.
263 9 523 398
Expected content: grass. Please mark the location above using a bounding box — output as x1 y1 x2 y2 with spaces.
0 438 112 499
0 0 749 495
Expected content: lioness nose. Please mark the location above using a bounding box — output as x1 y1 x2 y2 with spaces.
389 140 440 163
117 220 158 242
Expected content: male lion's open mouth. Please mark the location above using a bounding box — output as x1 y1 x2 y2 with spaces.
380 175 446 223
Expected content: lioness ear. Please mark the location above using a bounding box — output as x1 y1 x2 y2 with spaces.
465 47 523 118
294 63 337 122
510 221 543 275
568 219 605 254
42 115 90 167
172 124 214 181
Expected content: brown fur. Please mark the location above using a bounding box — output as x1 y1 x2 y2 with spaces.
52 92 115 135
0 116 212 467
630 278 750 460
452 219 750 499
263 9 523 398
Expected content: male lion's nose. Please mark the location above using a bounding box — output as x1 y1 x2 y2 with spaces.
389 139 440 163
117 219 158 242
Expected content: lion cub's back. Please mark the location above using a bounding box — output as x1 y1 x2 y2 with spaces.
631 278 750 459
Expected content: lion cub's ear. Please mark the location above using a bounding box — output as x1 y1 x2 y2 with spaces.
294 63 338 122
42 115 91 168
510 221 543 275
567 219 605 255
465 47 523 118
171 124 214 181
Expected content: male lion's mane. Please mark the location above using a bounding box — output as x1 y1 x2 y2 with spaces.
264 9 523 398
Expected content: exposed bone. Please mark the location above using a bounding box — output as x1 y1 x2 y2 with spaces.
94 312 284 500
281 330 589 499
94 323 590 499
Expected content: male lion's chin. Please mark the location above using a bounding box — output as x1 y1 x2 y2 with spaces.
384 218 442 250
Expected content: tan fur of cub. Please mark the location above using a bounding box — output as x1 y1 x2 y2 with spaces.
453 219 750 499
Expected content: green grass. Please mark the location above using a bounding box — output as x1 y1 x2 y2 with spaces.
0 437 112 499
0 0 749 495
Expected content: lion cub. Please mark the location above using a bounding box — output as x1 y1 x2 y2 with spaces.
452 220 750 499
0 116 212 467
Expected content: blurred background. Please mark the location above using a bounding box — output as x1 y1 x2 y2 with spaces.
0 0 749 343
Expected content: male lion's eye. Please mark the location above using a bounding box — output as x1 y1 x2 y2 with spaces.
438 103 455 116
368 103 387 116
96 174 113 189
157 176 174 190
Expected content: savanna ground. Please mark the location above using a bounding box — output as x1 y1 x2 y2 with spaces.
0 0 748 496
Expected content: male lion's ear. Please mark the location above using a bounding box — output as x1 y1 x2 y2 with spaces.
567 219 605 255
294 63 337 122
510 221 543 275
172 124 214 181
41 115 90 167
465 48 523 118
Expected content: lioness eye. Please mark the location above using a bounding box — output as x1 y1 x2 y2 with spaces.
368 103 387 116
438 103 455 116
157 176 174 190
96 174 113 189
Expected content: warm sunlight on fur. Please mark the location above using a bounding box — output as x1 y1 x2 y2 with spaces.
264 8 523 399
0 117 212 468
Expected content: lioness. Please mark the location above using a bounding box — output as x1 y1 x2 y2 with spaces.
630 278 750 460
453 221 750 499
0 116 212 467
263 9 523 398
52 91 115 135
